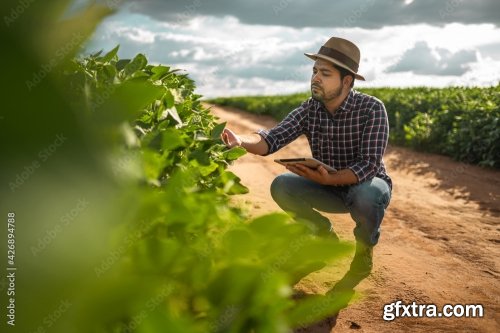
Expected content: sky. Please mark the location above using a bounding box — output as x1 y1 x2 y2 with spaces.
79 0 500 98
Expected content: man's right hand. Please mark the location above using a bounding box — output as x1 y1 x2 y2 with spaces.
220 128 269 155
221 128 242 148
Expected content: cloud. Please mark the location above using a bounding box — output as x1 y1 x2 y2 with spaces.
84 11 500 97
478 42 500 60
124 0 500 29
86 14 319 77
386 41 477 75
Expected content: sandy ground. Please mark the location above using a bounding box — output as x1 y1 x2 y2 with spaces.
206 103 500 333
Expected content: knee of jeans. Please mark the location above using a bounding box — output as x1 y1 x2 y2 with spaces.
270 174 290 201
348 183 390 209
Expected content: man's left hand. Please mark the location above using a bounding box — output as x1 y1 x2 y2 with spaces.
286 163 332 185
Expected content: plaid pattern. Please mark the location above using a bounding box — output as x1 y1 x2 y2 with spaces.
258 90 392 189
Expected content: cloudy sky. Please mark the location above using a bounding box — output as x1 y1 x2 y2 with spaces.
80 0 500 97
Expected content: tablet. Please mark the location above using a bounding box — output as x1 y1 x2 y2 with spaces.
274 157 337 173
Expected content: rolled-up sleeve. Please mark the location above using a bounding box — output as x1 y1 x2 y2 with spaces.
349 101 389 183
257 101 309 155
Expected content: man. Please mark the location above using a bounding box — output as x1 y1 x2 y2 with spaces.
221 37 392 280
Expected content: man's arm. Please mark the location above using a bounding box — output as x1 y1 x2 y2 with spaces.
221 128 269 155
348 102 389 183
221 99 310 155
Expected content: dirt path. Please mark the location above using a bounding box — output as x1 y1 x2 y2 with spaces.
206 103 500 333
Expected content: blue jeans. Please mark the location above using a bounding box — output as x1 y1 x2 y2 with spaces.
270 173 391 246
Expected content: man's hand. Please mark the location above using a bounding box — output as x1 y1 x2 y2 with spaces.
286 163 332 185
221 128 242 148
287 164 359 186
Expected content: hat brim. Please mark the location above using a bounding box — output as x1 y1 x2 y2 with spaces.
304 53 365 81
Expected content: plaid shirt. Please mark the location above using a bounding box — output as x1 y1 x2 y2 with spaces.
258 90 392 189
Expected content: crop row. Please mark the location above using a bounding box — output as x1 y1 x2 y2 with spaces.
210 86 500 168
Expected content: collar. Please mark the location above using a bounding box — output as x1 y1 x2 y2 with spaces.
337 89 355 113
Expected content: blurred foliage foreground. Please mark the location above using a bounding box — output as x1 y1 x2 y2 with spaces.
0 1 353 332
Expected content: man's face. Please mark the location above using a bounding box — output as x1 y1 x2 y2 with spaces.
310 58 343 103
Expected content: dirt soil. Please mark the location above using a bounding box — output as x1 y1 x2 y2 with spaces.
206 103 500 333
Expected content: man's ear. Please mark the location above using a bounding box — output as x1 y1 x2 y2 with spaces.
343 75 353 89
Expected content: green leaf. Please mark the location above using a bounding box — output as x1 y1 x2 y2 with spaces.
124 54 148 77
219 170 249 194
162 129 186 151
211 122 226 140
151 65 171 80
130 71 149 79
287 239 353 266
206 264 261 306
166 107 182 125
191 159 219 176
138 111 154 126
288 293 354 327
121 123 140 148
91 50 103 57
190 150 211 165
101 45 120 62
163 90 175 109
142 130 163 150
194 132 210 141
225 180 249 195
248 213 291 235
142 149 164 180
223 146 246 160
222 228 255 259
97 64 117 83
116 59 131 71
94 80 164 124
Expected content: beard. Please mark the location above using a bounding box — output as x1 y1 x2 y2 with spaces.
311 84 342 103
